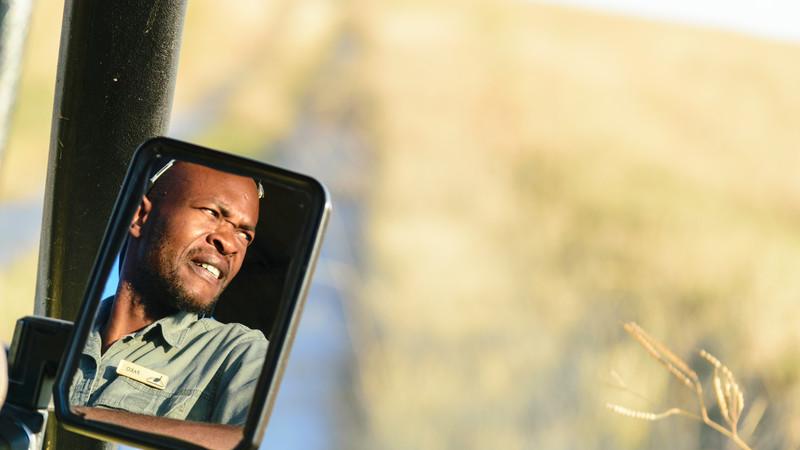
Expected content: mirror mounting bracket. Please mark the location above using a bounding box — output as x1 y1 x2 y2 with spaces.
6 316 73 411
1 316 73 449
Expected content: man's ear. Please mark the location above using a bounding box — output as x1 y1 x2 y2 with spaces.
129 195 153 238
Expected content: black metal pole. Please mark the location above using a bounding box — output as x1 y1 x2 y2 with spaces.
35 1 187 448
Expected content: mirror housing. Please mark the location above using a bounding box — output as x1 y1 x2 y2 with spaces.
52 137 330 449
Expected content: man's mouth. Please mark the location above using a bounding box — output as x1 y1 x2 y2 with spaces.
195 262 221 279
187 251 229 285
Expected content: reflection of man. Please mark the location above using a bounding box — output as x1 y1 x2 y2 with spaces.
70 162 268 429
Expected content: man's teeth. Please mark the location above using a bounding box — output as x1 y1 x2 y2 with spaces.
198 263 221 279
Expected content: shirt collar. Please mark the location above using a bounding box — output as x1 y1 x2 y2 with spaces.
84 299 112 359
93 297 200 350
149 310 200 348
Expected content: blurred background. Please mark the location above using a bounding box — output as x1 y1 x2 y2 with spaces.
2 1 800 449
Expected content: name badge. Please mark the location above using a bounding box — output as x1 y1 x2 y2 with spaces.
116 360 169 390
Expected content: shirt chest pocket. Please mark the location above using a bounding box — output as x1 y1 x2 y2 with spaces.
91 376 209 420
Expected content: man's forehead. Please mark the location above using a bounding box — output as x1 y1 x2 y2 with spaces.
157 161 239 184
150 162 260 220
150 160 264 199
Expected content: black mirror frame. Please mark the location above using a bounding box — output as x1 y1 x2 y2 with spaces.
52 137 331 450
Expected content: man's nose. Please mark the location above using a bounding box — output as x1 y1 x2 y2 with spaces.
207 228 243 255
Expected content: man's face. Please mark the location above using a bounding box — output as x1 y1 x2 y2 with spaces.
131 162 260 315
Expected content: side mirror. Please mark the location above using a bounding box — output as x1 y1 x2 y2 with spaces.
52 137 330 450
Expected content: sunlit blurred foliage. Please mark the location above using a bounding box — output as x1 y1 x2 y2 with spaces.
172 0 341 154
355 1 800 448
0 1 62 342
0 1 59 202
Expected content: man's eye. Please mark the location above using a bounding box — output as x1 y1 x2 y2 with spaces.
238 231 253 243
201 208 218 217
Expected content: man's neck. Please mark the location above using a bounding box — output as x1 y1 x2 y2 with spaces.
101 281 166 354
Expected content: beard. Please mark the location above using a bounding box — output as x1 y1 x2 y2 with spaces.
132 227 223 317
136 259 220 316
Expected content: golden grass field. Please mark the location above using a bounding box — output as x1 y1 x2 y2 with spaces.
3 0 800 448
354 1 800 448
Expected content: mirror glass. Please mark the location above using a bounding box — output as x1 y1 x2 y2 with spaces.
58 140 329 450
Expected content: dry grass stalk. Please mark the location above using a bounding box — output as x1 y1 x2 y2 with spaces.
606 403 698 422
701 349 745 433
623 322 699 390
610 322 754 450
